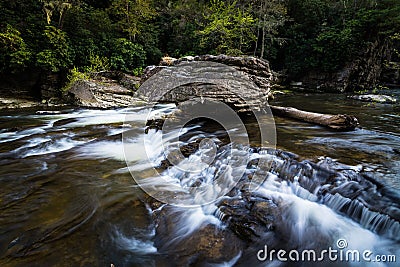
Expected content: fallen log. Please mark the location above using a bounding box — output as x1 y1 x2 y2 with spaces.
270 105 359 131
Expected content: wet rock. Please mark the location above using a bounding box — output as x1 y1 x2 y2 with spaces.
53 118 79 127
152 205 245 266
216 196 277 242
64 78 144 108
145 119 164 133
348 94 397 104
270 155 400 241
143 145 400 266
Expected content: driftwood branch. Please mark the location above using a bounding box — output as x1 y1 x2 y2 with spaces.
270 105 359 131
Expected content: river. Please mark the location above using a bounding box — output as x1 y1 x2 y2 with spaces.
0 91 399 266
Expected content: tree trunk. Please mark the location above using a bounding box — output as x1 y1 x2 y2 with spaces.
126 1 132 41
270 105 359 131
254 28 260 57
260 14 266 59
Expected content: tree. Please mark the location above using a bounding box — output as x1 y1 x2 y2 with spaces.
62 5 113 67
252 0 288 59
155 0 206 57
0 25 32 72
40 0 78 29
199 0 257 55
110 0 156 41
109 38 146 71
36 26 72 71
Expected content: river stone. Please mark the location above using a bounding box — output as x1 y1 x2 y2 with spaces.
349 94 397 103
216 196 277 242
140 55 274 112
152 205 245 266
65 78 144 108
143 145 400 266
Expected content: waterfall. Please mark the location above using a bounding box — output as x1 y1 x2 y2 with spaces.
322 192 400 241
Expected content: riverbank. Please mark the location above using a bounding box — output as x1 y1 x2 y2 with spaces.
2 54 399 112
0 93 399 265
0 97 43 110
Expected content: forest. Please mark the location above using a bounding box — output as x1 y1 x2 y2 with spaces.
1 2 400 266
1 0 399 82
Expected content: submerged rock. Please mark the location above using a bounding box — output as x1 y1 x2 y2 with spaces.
349 94 397 103
147 146 400 265
152 205 245 266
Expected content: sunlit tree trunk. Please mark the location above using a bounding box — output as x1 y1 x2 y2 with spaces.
260 14 266 59
40 0 73 29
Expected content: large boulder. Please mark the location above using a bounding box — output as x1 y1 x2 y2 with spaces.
162 55 274 92
64 72 144 108
139 55 275 112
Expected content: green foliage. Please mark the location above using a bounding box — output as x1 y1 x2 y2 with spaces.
110 0 156 41
159 0 205 58
36 26 72 71
312 26 355 71
82 52 110 73
0 0 399 93
199 0 257 54
136 21 162 65
63 5 113 67
132 67 143 77
109 38 146 72
355 85 389 95
282 0 391 76
390 33 400 60
0 25 32 71
252 0 288 59
369 0 400 36
62 66 90 92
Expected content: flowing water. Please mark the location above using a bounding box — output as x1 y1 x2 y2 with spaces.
272 90 400 190
0 90 399 266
